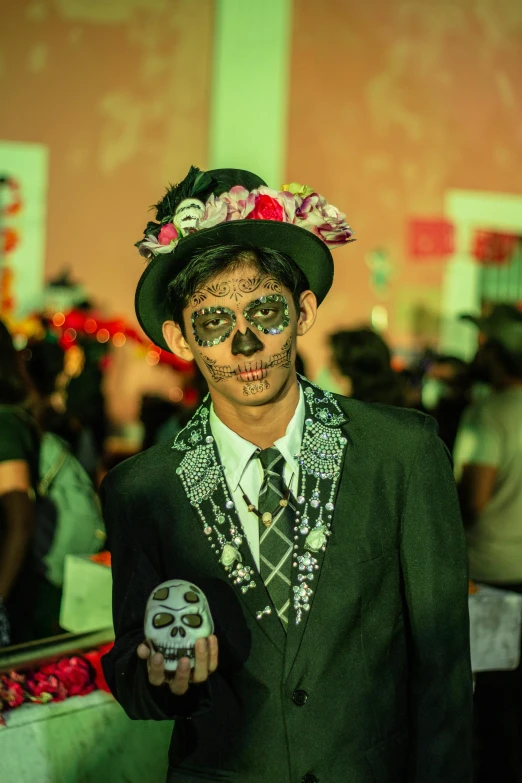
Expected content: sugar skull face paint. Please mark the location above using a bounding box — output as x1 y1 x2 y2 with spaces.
191 305 237 347
190 294 290 347
174 263 316 409
243 295 290 336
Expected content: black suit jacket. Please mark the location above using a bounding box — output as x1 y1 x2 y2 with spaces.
101 389 473 783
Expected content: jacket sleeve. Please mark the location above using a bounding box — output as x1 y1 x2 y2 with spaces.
400 417 473 782
100 473 212 721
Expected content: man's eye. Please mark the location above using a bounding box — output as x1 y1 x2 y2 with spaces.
204 318 226 329
253 308 277 318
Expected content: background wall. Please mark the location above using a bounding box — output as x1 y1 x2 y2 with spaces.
287 0 522 376
1 0 213 423
1 0 213 319
2 0 522 412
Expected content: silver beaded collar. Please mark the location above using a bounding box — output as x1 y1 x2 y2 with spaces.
172 379 348 624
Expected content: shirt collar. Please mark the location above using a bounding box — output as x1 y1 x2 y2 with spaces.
209 384 305 491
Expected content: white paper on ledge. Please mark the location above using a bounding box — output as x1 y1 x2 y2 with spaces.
469 585 522 672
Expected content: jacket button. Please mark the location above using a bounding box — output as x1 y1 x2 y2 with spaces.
301 775 317 783
292 689 308 706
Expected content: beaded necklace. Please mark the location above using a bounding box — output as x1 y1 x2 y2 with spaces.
172 380 347 623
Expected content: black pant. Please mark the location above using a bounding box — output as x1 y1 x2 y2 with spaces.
474 582 522 783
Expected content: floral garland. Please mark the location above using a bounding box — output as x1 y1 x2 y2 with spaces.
0 643 113 726
138 181 354 259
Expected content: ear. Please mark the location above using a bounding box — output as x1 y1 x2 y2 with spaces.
162 320 195 362
296 290 317 337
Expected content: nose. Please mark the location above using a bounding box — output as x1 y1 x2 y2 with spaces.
231 327 264 357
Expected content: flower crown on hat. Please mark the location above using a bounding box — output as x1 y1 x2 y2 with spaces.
136 167 354 260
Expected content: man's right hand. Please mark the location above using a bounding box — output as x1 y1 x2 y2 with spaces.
137 636 218 695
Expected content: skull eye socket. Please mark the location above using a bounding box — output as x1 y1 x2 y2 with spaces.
184 591 199 603
153 612 174 628
182 614 203 628
153 587 169 600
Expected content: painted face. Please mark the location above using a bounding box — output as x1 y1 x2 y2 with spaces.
183 265 298 404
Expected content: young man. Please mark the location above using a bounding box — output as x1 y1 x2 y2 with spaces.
102 167 472 783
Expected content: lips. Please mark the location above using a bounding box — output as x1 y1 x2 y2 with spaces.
235 361 268 382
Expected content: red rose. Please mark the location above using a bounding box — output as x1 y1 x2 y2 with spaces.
0 680 24 708
26 671 67 702
53 657 94 696
247 194 284 222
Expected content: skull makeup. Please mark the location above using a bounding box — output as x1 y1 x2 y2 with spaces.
173 198 205 237
144 579 214 671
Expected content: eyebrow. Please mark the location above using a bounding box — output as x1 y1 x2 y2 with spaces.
243 294 286 309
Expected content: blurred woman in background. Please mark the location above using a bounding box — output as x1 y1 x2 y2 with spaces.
0 320 40 645
328 327 405 406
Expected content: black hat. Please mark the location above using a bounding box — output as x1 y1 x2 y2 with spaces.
134 166 354 351
460 303 522 355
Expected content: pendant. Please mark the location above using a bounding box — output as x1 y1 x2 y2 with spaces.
304 526 327 552
220 543 241 567
262 511 273 527
279 498 288 508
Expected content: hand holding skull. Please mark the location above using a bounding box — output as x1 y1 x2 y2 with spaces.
140 580 218 695
137 635 218 695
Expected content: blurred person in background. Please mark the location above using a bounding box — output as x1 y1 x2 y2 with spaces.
453 304 522 783
327 327 405 406
0 320 40 645
65 338 108 478
421 355 472 454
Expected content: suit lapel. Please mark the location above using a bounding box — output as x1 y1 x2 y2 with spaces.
172 398 286 654
283 382 349 680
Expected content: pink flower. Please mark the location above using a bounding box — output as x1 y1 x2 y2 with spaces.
296 193 354 246
221 186 253 221
198 194 228 229
157 223 179 246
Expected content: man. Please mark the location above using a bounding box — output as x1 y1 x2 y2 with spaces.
454 304 522 783
102 166 472 783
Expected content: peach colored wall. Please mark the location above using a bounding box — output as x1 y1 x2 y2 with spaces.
1 0 213 424
287 0 522 376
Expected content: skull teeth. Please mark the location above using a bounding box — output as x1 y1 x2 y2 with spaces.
151 643 196 661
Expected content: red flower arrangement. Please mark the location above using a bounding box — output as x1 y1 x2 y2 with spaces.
247 194 284 222
0 643 113 726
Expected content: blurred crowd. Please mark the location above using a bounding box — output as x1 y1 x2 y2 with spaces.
1 302 522 781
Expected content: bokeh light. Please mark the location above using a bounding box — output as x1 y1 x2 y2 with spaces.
146 350 160 366
168 386 183 402
84 319 97 333
112 332 126 347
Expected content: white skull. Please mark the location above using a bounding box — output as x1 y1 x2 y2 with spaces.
173 198 205 237
144 579 214 671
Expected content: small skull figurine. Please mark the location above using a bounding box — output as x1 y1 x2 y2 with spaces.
173 198 205 237
144 580 214 671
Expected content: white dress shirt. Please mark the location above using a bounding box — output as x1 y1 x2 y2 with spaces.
209 386 305 569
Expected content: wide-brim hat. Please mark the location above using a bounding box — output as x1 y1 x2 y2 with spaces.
460 303 522 355
134 167 354 351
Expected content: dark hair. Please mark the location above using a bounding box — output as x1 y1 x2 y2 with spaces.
329 327 404 406
167 244 310 334
489 340 522 379
0 319 31 405
24 340 65 397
